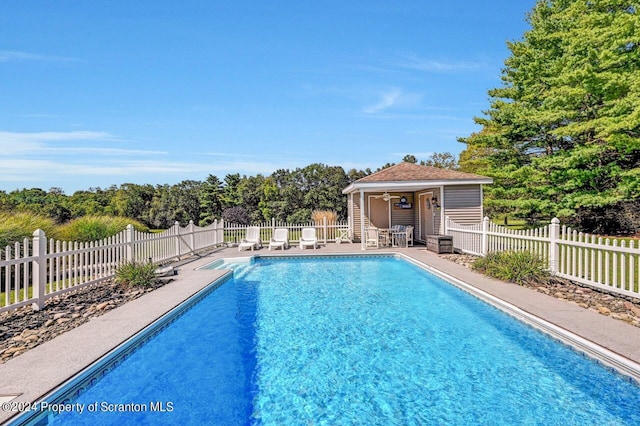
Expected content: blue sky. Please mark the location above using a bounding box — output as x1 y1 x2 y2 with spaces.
1 1 535 194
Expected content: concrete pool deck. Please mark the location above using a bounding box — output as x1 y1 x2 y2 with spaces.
1 243 640 423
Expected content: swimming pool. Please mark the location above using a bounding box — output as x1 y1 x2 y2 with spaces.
12 255 640 424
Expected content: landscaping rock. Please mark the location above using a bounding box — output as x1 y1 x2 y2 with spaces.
0 279 169 363
95 302 110 311
440 253 640 327
598 306 612 315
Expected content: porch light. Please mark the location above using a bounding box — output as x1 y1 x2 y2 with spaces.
431 195 440 208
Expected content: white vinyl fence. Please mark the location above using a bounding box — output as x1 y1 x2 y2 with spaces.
223 218 351 246
446 217 640 300
0 220 225 313
0 218 351 314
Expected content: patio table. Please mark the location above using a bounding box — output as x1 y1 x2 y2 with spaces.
378 229 391 247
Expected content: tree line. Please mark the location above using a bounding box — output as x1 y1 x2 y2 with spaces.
0 153 457 232
0 164 360 229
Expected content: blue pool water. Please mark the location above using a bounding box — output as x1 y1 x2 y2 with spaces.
23 256 640 424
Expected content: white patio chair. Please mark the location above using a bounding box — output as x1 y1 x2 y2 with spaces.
390 225 406 247
269 228 289 250
299 227 318 249
238 226 262 251
365 227 379 249
405 225 414 247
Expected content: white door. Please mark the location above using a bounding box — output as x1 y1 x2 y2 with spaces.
419 192 434 240
369 197 390 229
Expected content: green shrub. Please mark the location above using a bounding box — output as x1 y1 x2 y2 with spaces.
0 211 58 248
472 251 549 285
114 261 158 289
57 216 149 242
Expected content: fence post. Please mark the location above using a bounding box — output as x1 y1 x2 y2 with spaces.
444 216 449 236
481 217 489 256
188 220 196 254
218 219 224 246
126 224 134 262
31 229 47 311
174 221 181 260
323 217 328 244
549 218 560 273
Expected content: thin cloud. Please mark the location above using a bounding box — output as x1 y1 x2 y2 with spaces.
361 113 473 122
0 156 296 180
363 89 422 114
0 130 113 143
15 113 63 119
363 89 402 114
0 131 121 156
202 152 299 161
45 147 167 156
0 129 164 168
391 151 435 158
0 50 81 63
398 54 482 73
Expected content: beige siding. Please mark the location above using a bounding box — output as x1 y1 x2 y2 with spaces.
390 193 415 228
348 193 354 238
434 203 442 234
353 195 362 241
443 185 483 225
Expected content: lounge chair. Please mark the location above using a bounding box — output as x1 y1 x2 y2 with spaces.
269 228 289 250
299 227 318 249
238 226 262 251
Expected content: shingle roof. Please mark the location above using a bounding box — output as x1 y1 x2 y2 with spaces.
355 162 490 183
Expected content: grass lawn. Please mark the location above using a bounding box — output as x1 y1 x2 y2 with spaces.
1 280 90 308
0 283 52 308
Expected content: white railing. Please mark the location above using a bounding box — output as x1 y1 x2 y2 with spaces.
223 218 351 245
446 216 640 299
0 220 225 313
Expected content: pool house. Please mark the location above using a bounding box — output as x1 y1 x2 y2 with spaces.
342 162 493 249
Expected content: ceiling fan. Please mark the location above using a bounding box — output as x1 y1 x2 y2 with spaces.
373 192 401 202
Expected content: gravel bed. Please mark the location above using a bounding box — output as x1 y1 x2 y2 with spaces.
0 279 170 363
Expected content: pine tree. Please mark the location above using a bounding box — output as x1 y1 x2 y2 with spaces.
199 175 224 226
459 0 640 233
